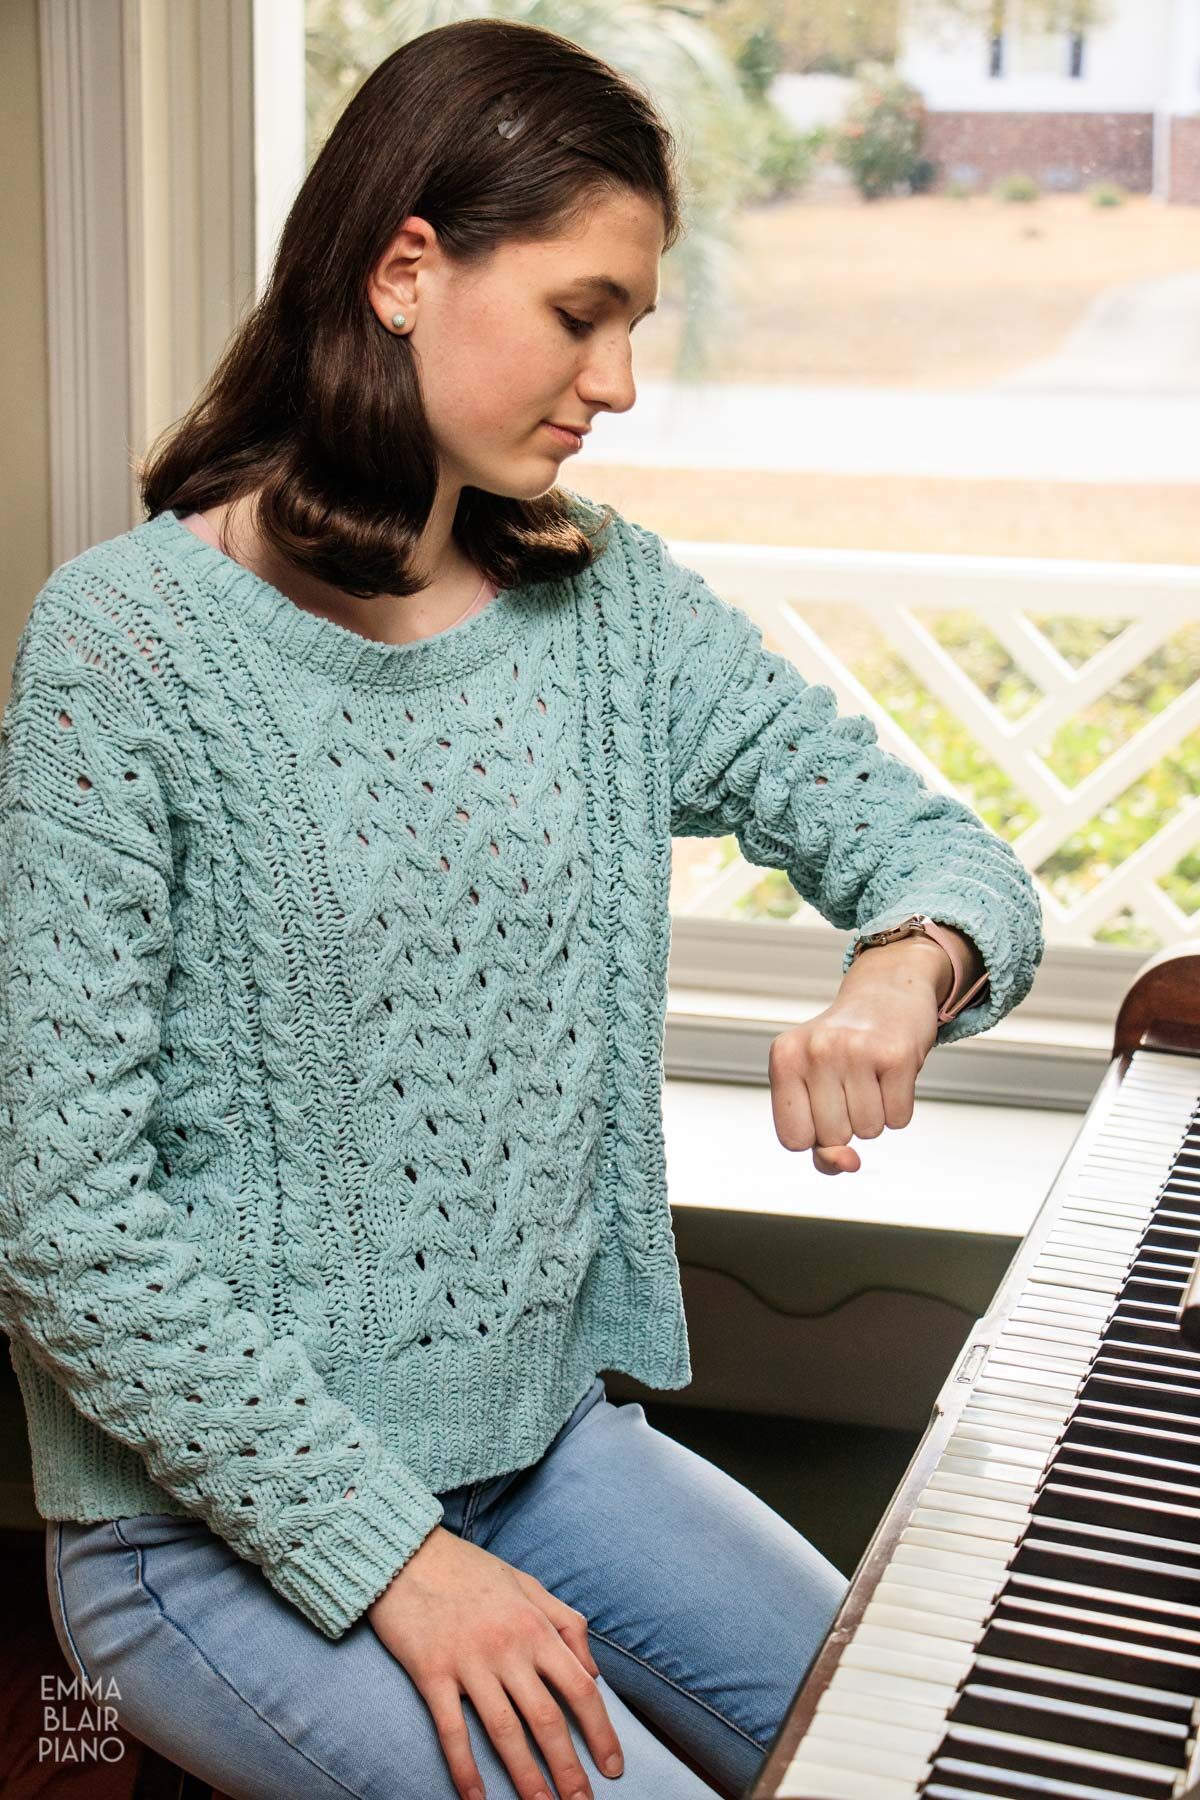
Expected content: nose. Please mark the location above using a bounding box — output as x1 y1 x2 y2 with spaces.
577 341 637 417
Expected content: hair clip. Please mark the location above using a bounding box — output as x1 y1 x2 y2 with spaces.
496 114 524 139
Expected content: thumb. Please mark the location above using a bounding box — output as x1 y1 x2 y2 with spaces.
813 1142 861 1176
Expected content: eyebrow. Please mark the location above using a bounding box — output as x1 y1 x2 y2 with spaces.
562 275 658 318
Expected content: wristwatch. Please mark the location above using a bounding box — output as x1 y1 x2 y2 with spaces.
850 914 990 1024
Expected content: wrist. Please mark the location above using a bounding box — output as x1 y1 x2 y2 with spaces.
843 935 954 1005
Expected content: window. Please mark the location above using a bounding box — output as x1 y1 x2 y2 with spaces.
295 3 1200 1094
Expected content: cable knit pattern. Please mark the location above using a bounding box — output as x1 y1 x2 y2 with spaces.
0 497 1042 1640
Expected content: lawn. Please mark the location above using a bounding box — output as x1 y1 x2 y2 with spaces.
633 190 1200 390
573 465 1198 566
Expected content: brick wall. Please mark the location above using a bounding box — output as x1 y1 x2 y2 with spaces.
921 110 1154 192
1169 115 1200 204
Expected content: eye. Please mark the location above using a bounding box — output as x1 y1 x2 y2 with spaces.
556 309 593 338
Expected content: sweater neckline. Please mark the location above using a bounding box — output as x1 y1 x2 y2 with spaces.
143 507 532 693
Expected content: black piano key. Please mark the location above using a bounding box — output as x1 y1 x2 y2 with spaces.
1119 1277 1185 1304
972 1654 1195 1725
948 1681 1189 1765
1091 1354 1200 1388
1033 1478 1200 1540
1048 1455 1200 1502
1095 1339 1200 1372
1006 1572 1200 1629
1063 1416 1200 1465
1012 1535 1200 1604
1143 1226 1200 1252
1057 1440 1200 1497
1078 1374 1199 1417
994 1594 1200 1657
1075 1395 1200 1436
978 1616 1200 1692
1027 1511 1200 1572
924 1787 1019 1800
927 1750 1174 1798
936 1721 1179 1795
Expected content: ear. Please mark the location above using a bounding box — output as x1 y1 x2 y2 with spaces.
366 215 439 331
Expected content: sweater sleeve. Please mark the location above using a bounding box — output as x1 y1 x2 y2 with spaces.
0 590 444 1639
640 528 1044 1046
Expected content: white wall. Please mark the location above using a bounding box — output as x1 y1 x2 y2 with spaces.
898 0 1174 113
1166 0 1200 112
768 72 857 132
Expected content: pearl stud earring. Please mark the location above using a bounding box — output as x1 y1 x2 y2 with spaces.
391 312 407 330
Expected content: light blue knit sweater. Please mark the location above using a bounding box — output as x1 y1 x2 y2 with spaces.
0 495 1042 1639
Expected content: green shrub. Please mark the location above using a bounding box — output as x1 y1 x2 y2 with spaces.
744 108 823 201
994 171 1041 203
946 178 974 200
833 62 927 201
1088 181 1127 207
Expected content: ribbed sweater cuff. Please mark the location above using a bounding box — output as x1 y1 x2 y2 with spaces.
268 1457 445 1641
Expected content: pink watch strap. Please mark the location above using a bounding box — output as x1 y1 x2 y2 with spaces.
915 917 991 1023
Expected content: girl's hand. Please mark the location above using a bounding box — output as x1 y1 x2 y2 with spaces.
768 937 950 1176
368 1524 623 1800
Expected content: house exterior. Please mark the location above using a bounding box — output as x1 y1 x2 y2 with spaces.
895 0 1200 200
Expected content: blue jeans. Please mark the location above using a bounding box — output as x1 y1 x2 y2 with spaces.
44 1376 846 1799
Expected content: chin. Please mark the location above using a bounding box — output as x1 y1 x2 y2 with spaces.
476 463 562 502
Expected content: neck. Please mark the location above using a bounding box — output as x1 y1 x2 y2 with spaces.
198 487 484 644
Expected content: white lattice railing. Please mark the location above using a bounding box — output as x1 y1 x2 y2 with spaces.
669 541 1200 949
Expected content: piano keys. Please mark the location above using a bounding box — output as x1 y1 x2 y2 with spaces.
751 942 1200 1800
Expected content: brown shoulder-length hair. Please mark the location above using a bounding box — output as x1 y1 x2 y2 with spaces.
137 17 684 600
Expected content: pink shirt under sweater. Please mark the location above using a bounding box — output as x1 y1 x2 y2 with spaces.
178 511 499 637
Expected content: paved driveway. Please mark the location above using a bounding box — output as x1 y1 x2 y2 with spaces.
583 270 1200 482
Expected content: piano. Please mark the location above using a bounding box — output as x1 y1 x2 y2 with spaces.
751 941 1200 1800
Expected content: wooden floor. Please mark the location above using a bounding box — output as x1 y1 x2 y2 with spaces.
1 1407 919 1798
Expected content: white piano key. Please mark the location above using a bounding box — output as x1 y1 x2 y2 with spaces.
800 1715 936 1779
1023 1273 1121 1300
817 1685 947 1734
860 1599 981 1644
1047 1226 1140 1251
876 1570 997 1615
777 1752 916 1799
892 1537 1010 1586
989 1342 1092 1376
973 1375 1078 1407
943 1433 1049 1471
1005 1315 1106 1346
950 1420 1059 1459
910 1505 1023 1545
1031 1260 1124 1291
960 1396 1067 1432
913 1484 1033 1524
852 1622 976 1673
841 1632 974 1689
827 1664 960 1716
930 1464 1040 1504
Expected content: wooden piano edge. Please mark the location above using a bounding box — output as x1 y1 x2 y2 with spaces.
749 926 1200 1800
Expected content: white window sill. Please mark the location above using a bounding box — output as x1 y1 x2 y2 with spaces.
663 1074 1080 1242
665 983 1111 1113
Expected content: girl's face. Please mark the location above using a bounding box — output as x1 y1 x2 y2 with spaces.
367 187 664 497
